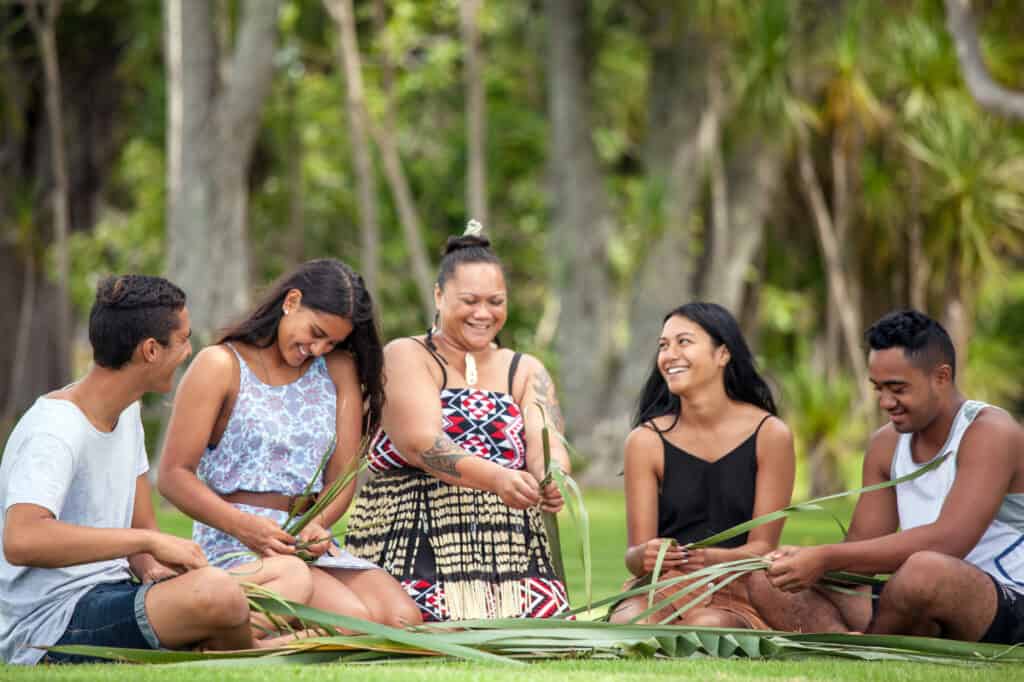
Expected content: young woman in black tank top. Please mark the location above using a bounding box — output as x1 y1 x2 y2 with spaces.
610 303 795 629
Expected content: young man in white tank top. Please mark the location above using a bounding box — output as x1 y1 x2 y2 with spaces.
753 310 1024 644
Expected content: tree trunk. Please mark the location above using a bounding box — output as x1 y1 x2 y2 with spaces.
3 242 36 429
545 0 616 459
944 266 970 370
701 137 781 312
165 0 281 341
26 0 71 386
326 0 380 298
808 440 843 497
795 126 869 400
367 5 434 324
944 0 1024 121
284 76 306 268
460 0 488 227
611 30 710 413
907 157 929 311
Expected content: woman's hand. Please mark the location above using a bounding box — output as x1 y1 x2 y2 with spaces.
231 512 297 557
539 481 564 513
639 538 688 573
296 520 333 558
494 469 542 509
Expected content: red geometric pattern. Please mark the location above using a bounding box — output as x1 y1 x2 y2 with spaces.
369 388 525 473
521 577 571 619
400 579 449 622
399 577 570 622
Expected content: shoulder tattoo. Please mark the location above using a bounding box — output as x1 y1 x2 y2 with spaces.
532 366 566 432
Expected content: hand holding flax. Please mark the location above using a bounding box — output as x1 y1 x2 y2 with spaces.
294 519 332 558
766 545 830 592
231 511 297 557
539 480 564 513
630 538 687 574
494 468 542 509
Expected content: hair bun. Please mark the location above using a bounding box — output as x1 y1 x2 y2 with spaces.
441 233 492 256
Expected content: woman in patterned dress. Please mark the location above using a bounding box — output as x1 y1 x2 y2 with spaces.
345 228 572 621
158 259 420 628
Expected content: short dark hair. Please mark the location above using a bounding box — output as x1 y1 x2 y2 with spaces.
89 275 187 369
865 309 956 380
436 233 504 290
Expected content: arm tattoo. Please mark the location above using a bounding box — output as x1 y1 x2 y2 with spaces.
533 367 566 432
420 435 469 479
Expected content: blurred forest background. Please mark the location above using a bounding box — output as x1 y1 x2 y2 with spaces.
1 0 1023 494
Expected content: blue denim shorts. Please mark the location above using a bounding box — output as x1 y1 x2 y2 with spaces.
42 580 161 664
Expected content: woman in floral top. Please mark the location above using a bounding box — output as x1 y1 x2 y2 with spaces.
159 258 420 628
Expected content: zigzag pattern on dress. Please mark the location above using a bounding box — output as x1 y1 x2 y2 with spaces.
399 576 570 622
401 579 449 622
368 387 525 472
521 577 571 619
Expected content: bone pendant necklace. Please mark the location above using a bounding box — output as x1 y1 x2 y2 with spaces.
464 352 478 386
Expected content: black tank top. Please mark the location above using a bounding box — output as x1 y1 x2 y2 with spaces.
656 416 769 547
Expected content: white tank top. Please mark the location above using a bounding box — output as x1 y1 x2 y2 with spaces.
893 400 1024 593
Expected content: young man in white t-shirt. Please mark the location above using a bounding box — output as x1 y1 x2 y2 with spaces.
753 310 1024 644
0 275 312 665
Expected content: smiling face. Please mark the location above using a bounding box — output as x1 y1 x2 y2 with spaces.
868 347 948 433
146 306 193 393
435 262 508 352
276 289 354 367
657 314 729 396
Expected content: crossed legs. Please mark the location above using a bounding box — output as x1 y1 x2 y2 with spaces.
748 550 999 640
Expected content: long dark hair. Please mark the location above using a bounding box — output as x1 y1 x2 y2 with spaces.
218 258 385 437
632 302 777 429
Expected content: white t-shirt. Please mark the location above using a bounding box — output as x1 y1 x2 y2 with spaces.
0 397 148 665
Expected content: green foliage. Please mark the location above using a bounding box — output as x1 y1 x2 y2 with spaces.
66 139 166 315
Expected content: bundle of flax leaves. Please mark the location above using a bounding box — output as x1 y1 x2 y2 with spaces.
49 443 1024 665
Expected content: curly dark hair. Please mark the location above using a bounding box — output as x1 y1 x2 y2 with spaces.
218 259 385 437
89 275 187 370
865 309 956 380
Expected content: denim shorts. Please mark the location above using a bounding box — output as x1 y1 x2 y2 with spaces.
42 580 161 664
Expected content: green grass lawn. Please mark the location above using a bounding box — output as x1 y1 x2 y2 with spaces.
4 489 1019 680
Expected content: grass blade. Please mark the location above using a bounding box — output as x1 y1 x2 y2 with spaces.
689 452 951 549
648 539 675 610
536 404 568 587
250 596 521 665
282 436 337 530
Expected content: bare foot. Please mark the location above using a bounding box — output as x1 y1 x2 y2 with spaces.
256 629 327 648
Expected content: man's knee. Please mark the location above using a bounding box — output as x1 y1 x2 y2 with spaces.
883 551 953 607
184 567 250 628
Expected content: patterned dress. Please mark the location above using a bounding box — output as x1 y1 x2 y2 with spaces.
346 343 569 621
194 344 375 571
